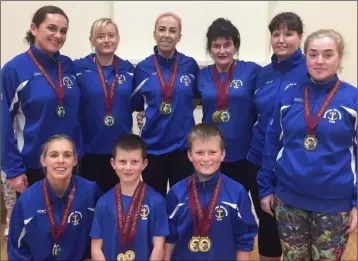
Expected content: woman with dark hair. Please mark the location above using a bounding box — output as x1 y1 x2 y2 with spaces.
1 5 83 193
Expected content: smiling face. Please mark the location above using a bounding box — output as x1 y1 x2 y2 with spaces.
153 15 181 56
111 149 148 185
209 37 237 70
90 21 119 56
31 13 68 55
270 25 302 61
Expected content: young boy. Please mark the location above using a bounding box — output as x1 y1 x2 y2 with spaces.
90 134 169 261
164 123 258 261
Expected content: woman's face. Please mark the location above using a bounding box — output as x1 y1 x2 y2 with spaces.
153 15 181 55
209 37 236 68
91 23 119 56
31 13 68 55
270 25 302 60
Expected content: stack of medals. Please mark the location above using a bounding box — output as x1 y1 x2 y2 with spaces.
115 182 146 261
303 80 341 151
94 56 120 127
212 61 236 124
153 53 179 115
42 179 76 257
27 49 65 119
187 174 222 253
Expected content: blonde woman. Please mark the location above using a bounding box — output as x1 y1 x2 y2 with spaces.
74 18 135 192
258 29 357 260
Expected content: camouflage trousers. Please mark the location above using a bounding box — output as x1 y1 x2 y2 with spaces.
274 197 350 261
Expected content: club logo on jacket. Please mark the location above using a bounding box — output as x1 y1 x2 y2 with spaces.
117 74 126 83
63 76 73 88
180 75 191 86
68 211 82 226
230 79 243 89
323 109 342 123
140 204 150 220
215 205 228 221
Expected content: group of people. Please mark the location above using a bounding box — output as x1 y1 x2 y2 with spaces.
0 4 356 261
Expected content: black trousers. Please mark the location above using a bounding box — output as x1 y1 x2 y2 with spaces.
142 149 194 198
80 154 119 193
220 159 282 257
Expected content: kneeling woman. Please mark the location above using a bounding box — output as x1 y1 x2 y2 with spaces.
7 135 102 261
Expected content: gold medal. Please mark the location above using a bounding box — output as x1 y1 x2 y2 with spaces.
56 105 65 118
52 243 61 257
117 253 126 261
188 236 200 252
104 114 115 127
220 110 230 123
159 102 172 115
198 236 212 252
212 110 222 123
125 250 135 261
303 135 318 151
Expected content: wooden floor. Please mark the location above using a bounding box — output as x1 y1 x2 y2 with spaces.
0 223 356 260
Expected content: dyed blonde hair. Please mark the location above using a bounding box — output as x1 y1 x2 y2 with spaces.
89 18 119 45
304 29 345 72
154 12 182 33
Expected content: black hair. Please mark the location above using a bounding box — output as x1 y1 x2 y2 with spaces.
112 134 147 160
206 18 241 53
268 12 303 35
25 5 69 44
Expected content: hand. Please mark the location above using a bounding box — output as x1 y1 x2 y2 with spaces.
260 194 274 216
8 174 28 193
346 207 357 234
136 111 145 129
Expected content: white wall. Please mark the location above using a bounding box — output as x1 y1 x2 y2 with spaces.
1 1 357 85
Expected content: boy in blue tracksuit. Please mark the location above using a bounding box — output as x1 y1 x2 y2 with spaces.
258 29 357 261
91 134 169 261
165 123 257 261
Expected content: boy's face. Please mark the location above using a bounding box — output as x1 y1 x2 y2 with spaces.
188 137 225 176
110 148 148 184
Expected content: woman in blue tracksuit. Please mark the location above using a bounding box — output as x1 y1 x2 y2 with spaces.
132 12 199 197
74 18 134 192
1 6 82 194
247 12 307 260
258 29 357 261
8 135 102 261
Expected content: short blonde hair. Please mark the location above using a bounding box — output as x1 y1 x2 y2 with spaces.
89 18 119 44
304 29 345 72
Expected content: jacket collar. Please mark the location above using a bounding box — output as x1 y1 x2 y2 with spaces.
29 44 61 67
81 53 122 72
194 170 221 188
307 74 340 91
44 175 76 201
271 48 305 72
153 45 179 67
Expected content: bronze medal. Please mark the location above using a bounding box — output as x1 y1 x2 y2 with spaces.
198 237 212 252
104 114 115 127
188 236 200 252
212 110 222 123
159 102 172 115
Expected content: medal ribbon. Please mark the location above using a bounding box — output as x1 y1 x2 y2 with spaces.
153 55 179 103
188 174 222 237
94 57 119 116
303 80 341 135
114 182 146 252
28 49 64 106
42 179 76 243
212 61 235 110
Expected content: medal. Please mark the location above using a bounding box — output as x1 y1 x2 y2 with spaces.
153 54 178 115
212 61 235 122
56 105 65 118
212 110 222 123
125 250 136 261
104 114 115 127
117 253 126 261
303 135 318 151
220 110 230 123
159 102 172 115
94 56 119 127
42 179 76 257
303 80 341 152
188 236 200 252
28 49 65 119
52 243 61 257
198 237 212 252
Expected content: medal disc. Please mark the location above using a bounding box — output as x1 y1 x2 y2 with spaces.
220 110 230 123
117 253 126 261
198 237 212 252
104 114 115 127
160 102 172 115
212 110 222 123
303 135 318 151
125 250 136 261
56 105 65 118
188 236 200 252
52 243 61 257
